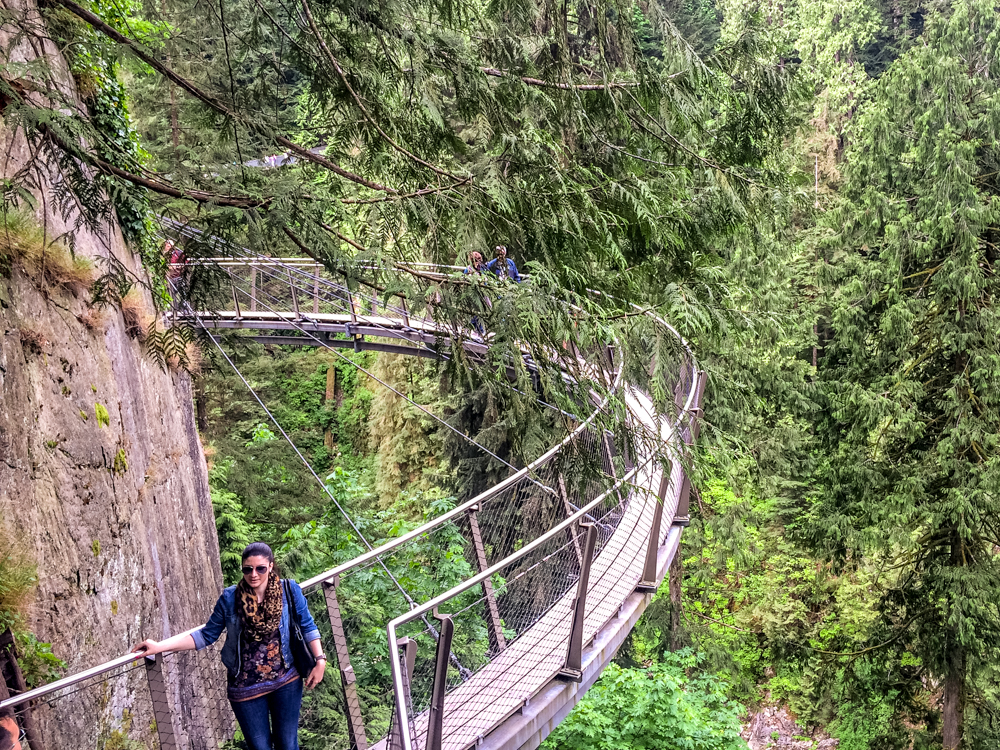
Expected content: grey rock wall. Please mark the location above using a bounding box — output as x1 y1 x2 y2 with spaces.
0 5 229 747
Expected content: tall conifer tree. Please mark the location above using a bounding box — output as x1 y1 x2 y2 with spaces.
817 2 1000 746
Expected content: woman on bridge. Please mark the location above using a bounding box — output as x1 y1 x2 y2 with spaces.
132 542 326 750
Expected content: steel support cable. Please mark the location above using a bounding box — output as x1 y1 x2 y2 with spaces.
216 266 563 500
191 307 473 680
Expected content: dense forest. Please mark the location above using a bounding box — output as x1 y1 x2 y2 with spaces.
1 0 998 748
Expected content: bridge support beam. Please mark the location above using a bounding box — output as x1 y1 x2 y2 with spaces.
288 268 302 321
467 509 507 653
145 654 179 750
323 578 368 750
426 612 455 750
559 523 598 682
637 464 672 593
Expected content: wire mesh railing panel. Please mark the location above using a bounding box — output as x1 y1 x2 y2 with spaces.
389 523 597 750
16 660 156 750
158 643 236 750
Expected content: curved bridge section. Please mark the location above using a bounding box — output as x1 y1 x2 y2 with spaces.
0 240 704 750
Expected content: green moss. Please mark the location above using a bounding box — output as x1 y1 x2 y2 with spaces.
95 402 111 428
61 385 71 397
112 448 128 475
45 439 59 450
110 600 118 615
92 539 101 557
79 409 89 422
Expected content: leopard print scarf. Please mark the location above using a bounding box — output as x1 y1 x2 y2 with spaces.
236 571 283 642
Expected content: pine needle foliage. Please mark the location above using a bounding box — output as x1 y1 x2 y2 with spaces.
815 2 1000 746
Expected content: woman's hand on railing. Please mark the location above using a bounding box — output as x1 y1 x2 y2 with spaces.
131 633 196 658
132 639 162 657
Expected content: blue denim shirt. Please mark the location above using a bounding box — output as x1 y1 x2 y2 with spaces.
485 257 521 283
192 579 321 677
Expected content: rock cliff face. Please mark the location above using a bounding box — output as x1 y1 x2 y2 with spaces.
0 8 227 748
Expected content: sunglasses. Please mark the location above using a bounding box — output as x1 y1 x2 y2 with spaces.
242 565 270 576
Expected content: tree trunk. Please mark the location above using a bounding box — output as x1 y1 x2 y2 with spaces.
668 551 683 651
324 364 336 450
944 528 967 750
942 646 965 750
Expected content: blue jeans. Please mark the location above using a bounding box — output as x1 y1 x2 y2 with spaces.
230 677 303 750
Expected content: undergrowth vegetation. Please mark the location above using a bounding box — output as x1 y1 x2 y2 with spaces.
0 209 95 295
0 515 64 688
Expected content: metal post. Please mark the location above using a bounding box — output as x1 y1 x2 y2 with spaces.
144 655 178 750
674 370 706 526
425 611 455 750
389 639 417 750
466 509 506 653
559 523 598 682
313 263 320 315
637 465 672 592
323 579 368 750
250 264 257 312
231 283 242 320
349 295 363 351
557 475 584 567
287 268 301 321
400 298 410 327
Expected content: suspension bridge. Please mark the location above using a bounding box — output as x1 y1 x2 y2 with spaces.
0 222 705 750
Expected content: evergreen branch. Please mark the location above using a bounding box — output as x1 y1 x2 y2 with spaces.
340 178 473 204
480 68 648 91
55 0 398 195
687 609 759 633
38 123 269 208
802 609 931 657
300 0 465 183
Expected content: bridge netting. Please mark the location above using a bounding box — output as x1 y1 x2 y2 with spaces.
0 224 704 750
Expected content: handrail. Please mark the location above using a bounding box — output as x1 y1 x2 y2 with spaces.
0 626 202 710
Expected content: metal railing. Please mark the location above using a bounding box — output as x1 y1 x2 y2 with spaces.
0 245 700 750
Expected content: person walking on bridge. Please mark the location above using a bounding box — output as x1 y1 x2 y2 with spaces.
133 542 326 750
486 245 521 283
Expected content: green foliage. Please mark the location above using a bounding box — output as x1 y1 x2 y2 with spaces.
0 525 66 688
812 0 1000 744
543 652 746 750
210 461 259 584
13 631 66 689
42 0 168 304
94 402 111 427
112 448 128 475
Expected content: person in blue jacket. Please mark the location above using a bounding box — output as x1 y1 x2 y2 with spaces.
486 245 521 283
133 542 326 750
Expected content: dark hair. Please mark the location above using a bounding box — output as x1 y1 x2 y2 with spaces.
241 542 274 563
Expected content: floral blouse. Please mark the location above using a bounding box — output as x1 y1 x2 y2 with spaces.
227 627 300 702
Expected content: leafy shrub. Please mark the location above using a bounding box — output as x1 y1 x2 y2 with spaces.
543 651 746 750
